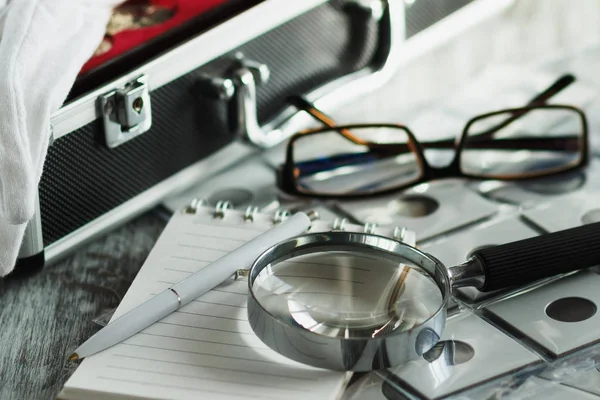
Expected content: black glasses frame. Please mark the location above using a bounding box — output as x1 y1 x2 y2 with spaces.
277 103 589 199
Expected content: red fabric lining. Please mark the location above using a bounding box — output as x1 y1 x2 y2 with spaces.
80 0 228 74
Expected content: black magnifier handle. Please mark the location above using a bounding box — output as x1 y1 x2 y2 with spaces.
467 221 600 292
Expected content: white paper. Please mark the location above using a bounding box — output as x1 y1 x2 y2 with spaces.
60 207 349 400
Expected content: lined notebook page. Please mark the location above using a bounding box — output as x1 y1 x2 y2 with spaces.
59 207 351 400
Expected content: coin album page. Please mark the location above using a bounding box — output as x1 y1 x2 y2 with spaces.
336 179 499 242
484 271 600 358
558 367 600 396
381 311 542 400
501 377 600 400
334 184 600 398
161 154 342 222
521 189 600 233
163 156 279 213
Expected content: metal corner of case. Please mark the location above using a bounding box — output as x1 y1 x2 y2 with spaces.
10 251 45 279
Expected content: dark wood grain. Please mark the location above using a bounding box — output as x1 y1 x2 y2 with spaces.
0 212 167 400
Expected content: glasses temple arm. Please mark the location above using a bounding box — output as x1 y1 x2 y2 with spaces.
527 73 575 106
288 96 375 146
471 74 576 138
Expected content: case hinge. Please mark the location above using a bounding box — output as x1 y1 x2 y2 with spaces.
99 75 152 149
226 53 271 147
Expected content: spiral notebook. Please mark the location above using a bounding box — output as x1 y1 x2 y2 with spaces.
59 200 416 400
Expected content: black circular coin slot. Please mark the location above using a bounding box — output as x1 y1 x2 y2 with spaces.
390 195 439 217
422 340 475 365
545 297 597 323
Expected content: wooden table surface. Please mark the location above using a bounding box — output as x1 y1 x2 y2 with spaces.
0 212 167 400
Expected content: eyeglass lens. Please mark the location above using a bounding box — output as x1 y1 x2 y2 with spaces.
292 126 422 196
460 107 584 178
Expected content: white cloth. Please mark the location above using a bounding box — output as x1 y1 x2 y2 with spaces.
0 0 121 276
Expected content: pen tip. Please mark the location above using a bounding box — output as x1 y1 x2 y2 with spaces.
68 353 79 361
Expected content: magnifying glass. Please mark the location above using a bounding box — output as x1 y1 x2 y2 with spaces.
247 221 600 371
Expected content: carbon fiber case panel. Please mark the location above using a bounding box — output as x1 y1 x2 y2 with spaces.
39 1 379 246
405 0 475 38
40 75 231 246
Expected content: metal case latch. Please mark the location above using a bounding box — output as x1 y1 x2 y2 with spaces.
99 75 152 149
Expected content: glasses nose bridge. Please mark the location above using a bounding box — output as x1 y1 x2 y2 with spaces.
422 160 461 180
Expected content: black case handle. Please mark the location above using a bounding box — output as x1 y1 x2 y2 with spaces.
473 221 600 292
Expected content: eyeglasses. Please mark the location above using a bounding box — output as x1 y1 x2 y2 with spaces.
277 74 589 199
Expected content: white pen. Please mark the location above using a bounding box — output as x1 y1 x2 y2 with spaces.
69 211 312 360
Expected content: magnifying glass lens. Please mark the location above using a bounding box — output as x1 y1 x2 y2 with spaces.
252 250 443 339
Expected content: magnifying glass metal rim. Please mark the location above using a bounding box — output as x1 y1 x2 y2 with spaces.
247 231 451 372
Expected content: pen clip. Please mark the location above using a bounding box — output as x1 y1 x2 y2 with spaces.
234 268 250 281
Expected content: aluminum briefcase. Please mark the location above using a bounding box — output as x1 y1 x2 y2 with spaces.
16 0 474 271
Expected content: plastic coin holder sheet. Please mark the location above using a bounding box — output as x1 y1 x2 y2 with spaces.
559 367 600 397
419 216 540 305
503 377 600 400
335 179 499 242
533 383 600 400
484 270 600 357
377 311 541 400
162 155 278 212
521 189 600 233
161 155 336 217
340 372 600 400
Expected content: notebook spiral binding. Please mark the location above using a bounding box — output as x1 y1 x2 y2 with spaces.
328 217 410 243
182 197 293 225
182 198 411 242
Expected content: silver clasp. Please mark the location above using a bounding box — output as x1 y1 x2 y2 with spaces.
99 75 152 149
